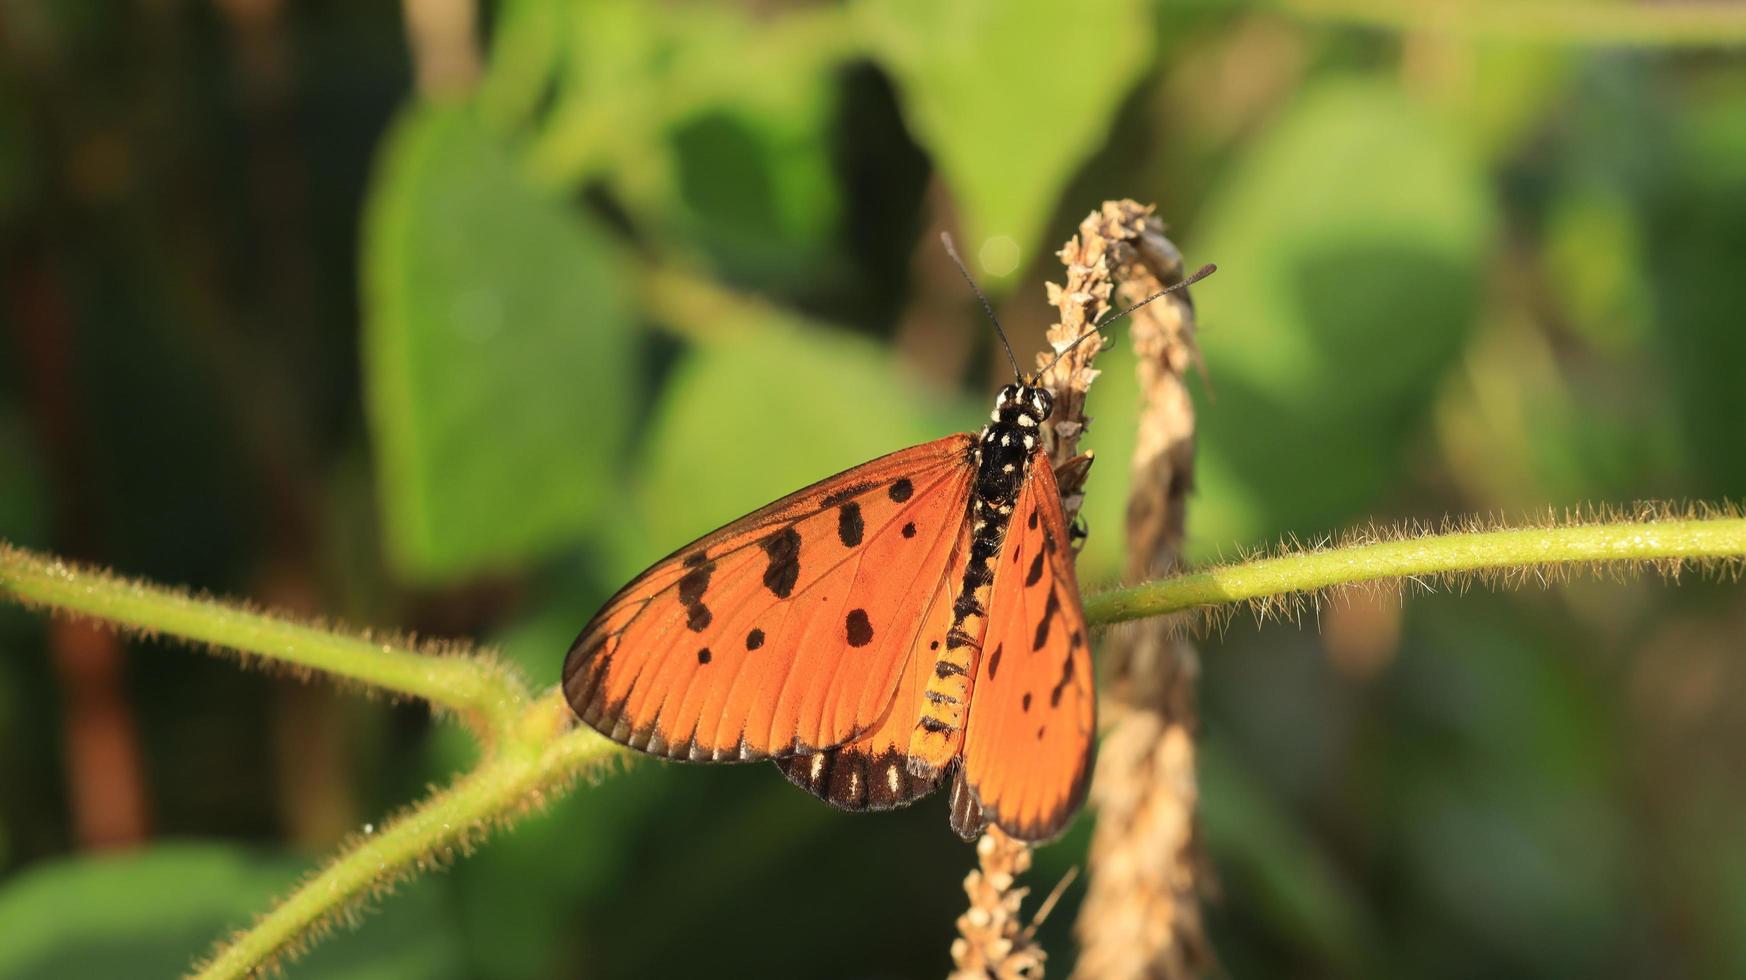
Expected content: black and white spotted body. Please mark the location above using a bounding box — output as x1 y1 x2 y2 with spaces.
905 382 1054 778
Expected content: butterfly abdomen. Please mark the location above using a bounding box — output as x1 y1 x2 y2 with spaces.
906 384 1053 779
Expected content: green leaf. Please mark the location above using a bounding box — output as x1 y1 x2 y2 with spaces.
525 0 848 285
1145 81 1487 553
362 102 636 581
631 323 968 582
862 0 1153 278
0 843 463 978
478 0 569 131
665 97 842 287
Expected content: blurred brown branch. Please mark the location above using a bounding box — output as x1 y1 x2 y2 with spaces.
1069 203 1212 980
403 0 481 98
952 199 1212 978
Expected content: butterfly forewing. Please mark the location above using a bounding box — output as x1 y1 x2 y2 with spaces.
563 433 977 762
959 452 1096 842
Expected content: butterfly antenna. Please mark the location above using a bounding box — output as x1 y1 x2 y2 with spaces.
940 232 1022 378
1037 262 1217 377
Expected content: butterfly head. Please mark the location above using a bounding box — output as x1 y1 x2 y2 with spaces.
993 382 1054 427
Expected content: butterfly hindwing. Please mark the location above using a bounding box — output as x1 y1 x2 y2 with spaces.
563 434 978 763
777 518 971 810
958 451 1096 842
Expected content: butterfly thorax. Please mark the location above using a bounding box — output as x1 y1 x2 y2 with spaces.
906 382 1054 779
972 383 1052 503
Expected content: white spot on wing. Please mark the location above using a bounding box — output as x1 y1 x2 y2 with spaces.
811 753 826 780
887 764 901 795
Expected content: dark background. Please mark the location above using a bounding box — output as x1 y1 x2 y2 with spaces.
3 2 1745 977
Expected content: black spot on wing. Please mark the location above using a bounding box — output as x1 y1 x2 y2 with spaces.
761 526 802 599
697 647 712 664
1022 692 1032 712
746 628 765 650
677 562 712 605
1049 651 1074 706
988 643 1004 680
901 521 916 539
1025 550 1045 587
845 608 874 647
678 561 715 632
1028 508 1038 530
683 551 710 568
888 478 913 502
837 502 865 548
1032 588 1062 651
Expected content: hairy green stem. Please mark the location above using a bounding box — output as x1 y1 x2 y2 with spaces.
0 544 530 738
5 511 1743 976
195 690 621 980
1273 0 1746 47
1085 517 1746 625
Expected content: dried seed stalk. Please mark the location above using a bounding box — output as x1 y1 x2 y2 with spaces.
950 827 1047 980
953 200 1191 978
1071 201 1212 980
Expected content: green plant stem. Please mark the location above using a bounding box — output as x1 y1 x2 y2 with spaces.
1272 0 1746 47
196 690 621 980
1085 517 1746 625
6 512 1743 976
0 544 530 738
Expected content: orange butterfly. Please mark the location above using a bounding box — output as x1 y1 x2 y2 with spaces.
562 243 1214 842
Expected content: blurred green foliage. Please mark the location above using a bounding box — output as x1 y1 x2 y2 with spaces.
364 104 635 578
0 844 463 978
3 1 1746 978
